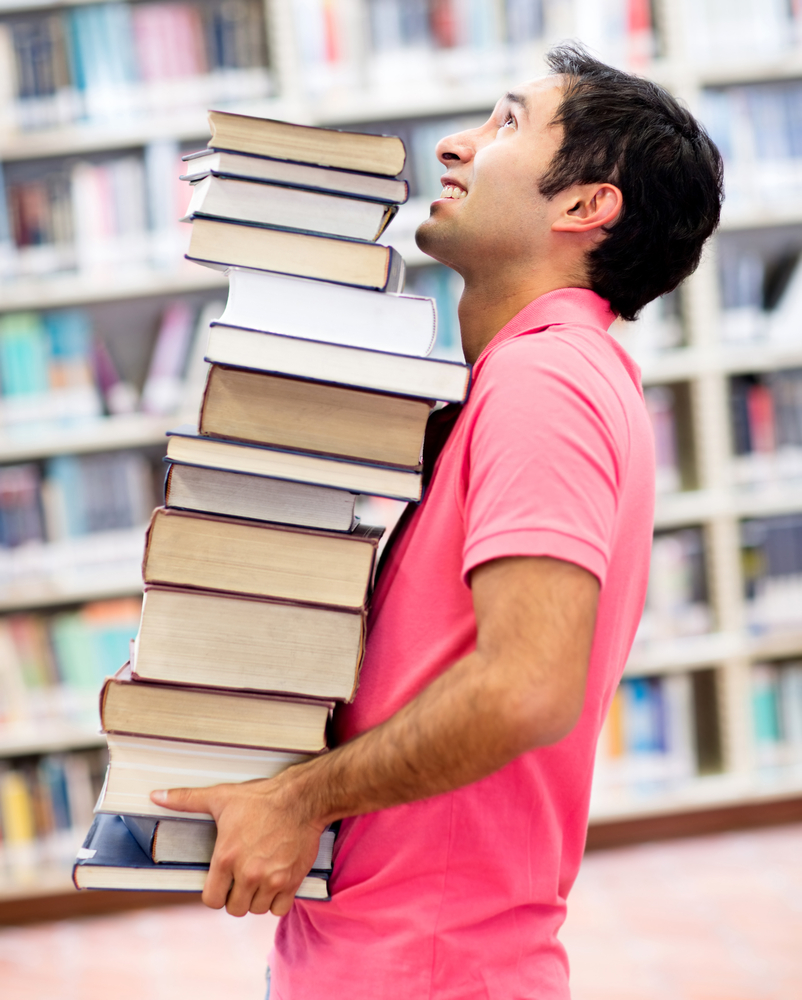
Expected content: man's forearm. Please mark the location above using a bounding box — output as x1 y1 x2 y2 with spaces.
282 646 534 829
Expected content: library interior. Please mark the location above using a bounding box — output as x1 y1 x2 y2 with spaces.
0 0 801 997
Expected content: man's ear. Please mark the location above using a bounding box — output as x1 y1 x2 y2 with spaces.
551 183 623 234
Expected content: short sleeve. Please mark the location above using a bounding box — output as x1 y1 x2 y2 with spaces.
461 333 627 586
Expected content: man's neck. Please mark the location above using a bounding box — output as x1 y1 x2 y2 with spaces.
458 275 585 365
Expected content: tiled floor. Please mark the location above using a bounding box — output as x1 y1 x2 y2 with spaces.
2 823 801 1000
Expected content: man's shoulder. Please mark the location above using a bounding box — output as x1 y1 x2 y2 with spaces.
477 321 634 400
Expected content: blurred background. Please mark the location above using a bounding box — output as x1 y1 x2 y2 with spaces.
0 0 801 997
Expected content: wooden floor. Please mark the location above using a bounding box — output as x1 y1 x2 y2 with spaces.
2 822 801 1000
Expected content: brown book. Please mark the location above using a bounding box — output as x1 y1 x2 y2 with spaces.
200 365 432 469
207 110 406 177
101 663 332 752
186 217 405 292
134 585 365 701
142 507 382 610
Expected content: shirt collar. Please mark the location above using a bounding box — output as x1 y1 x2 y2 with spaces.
474 287 618 369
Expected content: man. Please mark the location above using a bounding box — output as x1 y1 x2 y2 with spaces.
153 44 723 999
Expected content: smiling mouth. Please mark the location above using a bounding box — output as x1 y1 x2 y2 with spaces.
439 184 466 200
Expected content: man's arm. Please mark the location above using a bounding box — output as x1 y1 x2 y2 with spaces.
152 554 599 918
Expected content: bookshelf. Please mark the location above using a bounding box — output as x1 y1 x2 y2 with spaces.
2 0 802 915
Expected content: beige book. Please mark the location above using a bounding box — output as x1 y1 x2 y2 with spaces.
134 585 365 700
142 507 382 609
200 365 431 468
186 217 405 292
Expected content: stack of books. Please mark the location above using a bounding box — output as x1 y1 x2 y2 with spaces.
73 110 470 900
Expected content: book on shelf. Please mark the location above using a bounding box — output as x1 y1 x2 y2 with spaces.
215 267 437 356
750 661 802 767
184 174 398 242
139 300 198 416
742 514 802 633
142 507 383 609
95 733 308 820
181 149 409 204
121 814 336 868
206 110 406 177
166 425 424 502
74 814 330 899
730 371 802 483
100 662 332 753
594 672 698 792
0 310 102 425
133 585 365 701
199 365 432 468
0 749 103 869
205 324 470 403
0 463 44 548
1 0 269 133
636 527 712 646
186 216 406 292
165 461 358 531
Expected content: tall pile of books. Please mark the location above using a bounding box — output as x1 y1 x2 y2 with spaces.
73 110 470 897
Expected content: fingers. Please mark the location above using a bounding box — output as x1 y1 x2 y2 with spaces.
150 785 215 814
269 890 295 917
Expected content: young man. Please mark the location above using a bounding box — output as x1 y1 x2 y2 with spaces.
153 45 723 999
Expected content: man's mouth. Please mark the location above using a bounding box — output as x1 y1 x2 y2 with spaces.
439 184 467 200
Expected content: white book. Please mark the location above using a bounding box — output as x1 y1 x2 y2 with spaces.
663 673 697 782
217 267 437 356
184 174 397 242
96 734 309 820
165 461 357 531
166 425 423 502
181 148 409 204
205 323 470 403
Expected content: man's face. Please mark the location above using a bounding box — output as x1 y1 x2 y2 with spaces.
415 77 566 276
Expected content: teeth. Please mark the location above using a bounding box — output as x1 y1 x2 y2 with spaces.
440 185 466 200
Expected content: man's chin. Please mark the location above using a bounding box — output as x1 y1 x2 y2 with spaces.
414 217 453 266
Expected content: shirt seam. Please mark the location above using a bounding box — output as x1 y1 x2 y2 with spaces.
464 525 608 564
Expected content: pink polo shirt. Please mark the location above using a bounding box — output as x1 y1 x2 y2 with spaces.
271 287 656 1000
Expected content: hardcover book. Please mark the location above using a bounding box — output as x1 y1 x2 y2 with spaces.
184 174 397 242
199 365 432 468
100 662 333 753
164 461 358 531
186 217 406 292
166 425 423 502
216 267 436 356
181 149 408 204
206 110 406 177
74 814 330 899
142 507 382 609
95 734 309 820
122 814 336 868
134 585 366 700
204 324 470 404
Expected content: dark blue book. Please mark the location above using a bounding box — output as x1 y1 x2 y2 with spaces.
73 814 330 900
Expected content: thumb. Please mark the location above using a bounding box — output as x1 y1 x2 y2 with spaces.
150 785 212 814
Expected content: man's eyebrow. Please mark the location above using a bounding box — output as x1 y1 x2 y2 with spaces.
504 91 528 112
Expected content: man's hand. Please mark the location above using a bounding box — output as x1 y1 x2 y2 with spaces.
151 770 325 917
151 554 599 917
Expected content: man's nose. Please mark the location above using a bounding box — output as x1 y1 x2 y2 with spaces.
435 128 480 166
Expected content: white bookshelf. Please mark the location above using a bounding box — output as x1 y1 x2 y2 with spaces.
1 0 802 909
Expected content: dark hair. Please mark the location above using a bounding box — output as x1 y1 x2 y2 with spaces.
540 43 723 321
